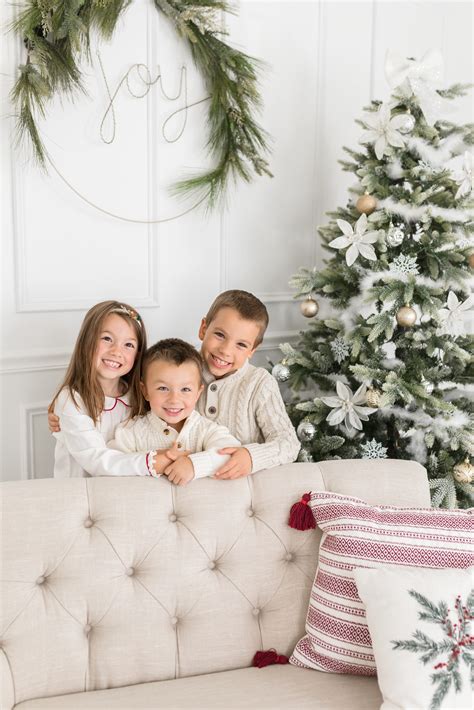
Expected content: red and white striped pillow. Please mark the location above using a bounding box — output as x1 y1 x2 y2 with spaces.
290 491 473 676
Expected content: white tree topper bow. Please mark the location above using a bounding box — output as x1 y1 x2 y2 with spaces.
385 49 444 126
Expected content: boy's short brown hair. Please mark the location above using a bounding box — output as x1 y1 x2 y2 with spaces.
205 290 269 346
142 338 203 380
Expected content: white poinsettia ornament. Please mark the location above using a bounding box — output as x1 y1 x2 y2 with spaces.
452 151 473 200
329 213 379 267
360 103 411 160
321 382 377 433
436 291 474 337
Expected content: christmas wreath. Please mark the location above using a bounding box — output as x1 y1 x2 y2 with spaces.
10 0 272 209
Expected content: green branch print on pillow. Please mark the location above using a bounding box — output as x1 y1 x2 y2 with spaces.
391 588 474 710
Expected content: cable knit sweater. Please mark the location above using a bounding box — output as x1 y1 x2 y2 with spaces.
111 409 240 479
196 360 300 473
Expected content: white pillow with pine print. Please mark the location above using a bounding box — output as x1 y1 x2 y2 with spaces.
353 566 473 710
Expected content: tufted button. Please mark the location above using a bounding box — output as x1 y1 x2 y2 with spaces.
84 518 94 528
208 561 216 570
247 509 254 517
210 384 217 392
163 428 170 435
84 624 92 635
170 616 178 626
169 513 177 523
208 406 217 415
125 567 135 576
177 442 183 449
285 552 294 562
252 608 260 616
36 576 46 585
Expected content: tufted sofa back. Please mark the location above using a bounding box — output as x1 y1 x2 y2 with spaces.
1 460 429 708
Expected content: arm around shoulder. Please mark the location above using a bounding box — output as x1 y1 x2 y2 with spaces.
54 390 150 477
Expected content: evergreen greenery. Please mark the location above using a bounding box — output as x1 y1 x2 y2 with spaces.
392 588 473 710
281 80 473 508
10 0 271 209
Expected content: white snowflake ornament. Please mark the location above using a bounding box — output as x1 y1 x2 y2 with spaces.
390 254 419 275
330 337 350 363
329 213 379 267
360 439 388 459
321 382 377 433
360 103 410 160
436 291 474 337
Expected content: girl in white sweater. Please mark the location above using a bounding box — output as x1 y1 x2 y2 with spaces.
49 300 173 478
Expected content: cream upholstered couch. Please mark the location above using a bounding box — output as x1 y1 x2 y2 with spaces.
1 459 430 710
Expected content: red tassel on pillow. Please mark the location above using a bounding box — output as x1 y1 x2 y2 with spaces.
253 649 289 668
288 492 316 530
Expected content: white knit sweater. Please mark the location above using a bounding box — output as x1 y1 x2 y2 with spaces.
53 389 150 478
196 360 300 473
111 409 240 479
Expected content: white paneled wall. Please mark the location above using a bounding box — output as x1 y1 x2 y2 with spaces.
1 1 472 480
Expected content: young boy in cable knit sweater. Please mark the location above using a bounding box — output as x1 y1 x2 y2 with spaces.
196 290 300 479
111 339 240 486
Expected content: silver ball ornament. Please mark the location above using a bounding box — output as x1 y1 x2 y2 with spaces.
386 223 405 247
300 297 319 318
297 420 316 443
272 362 290 383
398 113 416 134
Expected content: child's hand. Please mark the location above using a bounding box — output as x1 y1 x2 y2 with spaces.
165 441 191 462
48 412 61 433
164 456 195 486
214 447 252 479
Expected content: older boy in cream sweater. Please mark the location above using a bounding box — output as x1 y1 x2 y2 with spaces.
196 289 300 479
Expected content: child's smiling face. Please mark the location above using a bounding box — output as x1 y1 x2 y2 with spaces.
141 359 203 431
198 307 260 378
95 314 138 396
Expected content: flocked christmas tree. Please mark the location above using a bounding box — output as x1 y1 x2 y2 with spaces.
275 51 474 508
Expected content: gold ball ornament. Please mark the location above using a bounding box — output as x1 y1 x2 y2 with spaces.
356 194 377 215
396 305 417 327
366 388 382 407
453 459 473 485
468 253 474 268
300 297 319 318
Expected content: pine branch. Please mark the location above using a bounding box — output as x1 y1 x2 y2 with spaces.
9 0 271 209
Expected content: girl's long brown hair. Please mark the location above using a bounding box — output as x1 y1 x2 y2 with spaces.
49 300 148 423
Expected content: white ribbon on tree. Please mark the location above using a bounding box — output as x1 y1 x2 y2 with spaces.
385 49 444 126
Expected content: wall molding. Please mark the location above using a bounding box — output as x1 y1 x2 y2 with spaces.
11 4 160 313
19 401 50 479
256 292 295 304
0 327 301 374
259 329 300 352
0 350 69 375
